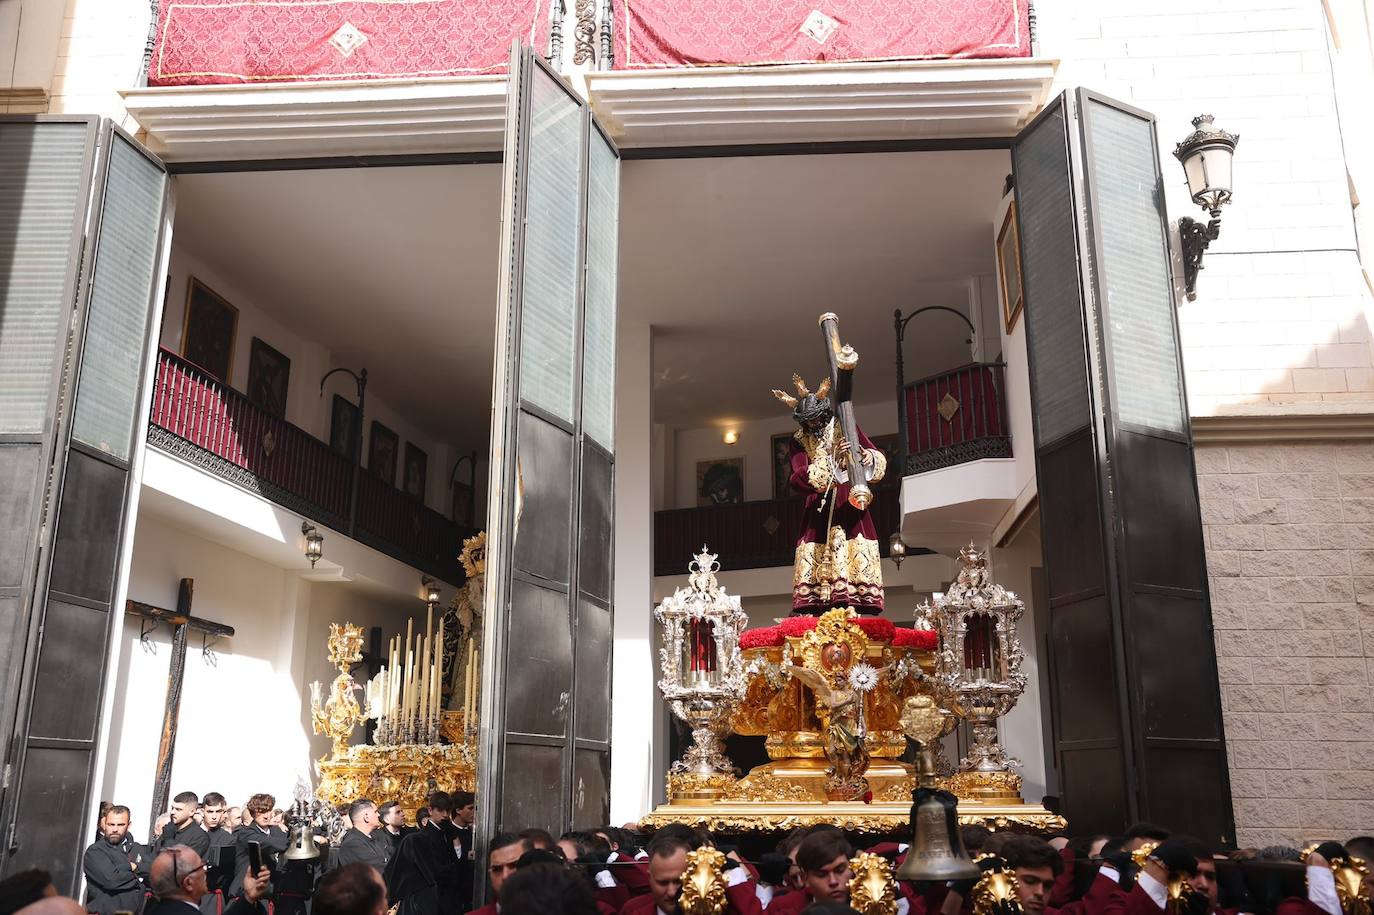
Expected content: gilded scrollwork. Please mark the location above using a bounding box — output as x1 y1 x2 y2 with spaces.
849 852 899 915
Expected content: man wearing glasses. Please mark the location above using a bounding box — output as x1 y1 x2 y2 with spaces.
147 846 271 915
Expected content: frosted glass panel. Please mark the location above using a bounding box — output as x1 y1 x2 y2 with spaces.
582 132 618 449
73 135 166 461
0 123 90 435
1085 100 1185 434
518 72 582 421
1013 102 1091 448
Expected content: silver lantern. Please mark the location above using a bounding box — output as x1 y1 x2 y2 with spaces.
655 546 748 800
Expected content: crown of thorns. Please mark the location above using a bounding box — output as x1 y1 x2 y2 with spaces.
771 374 831 409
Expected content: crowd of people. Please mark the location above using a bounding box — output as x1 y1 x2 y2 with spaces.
0 790 1367 915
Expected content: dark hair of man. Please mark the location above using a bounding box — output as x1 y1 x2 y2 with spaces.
515 849 564 869
172 792 198 806
983 832 1013 857
649 823 712 851
415 808 429 824
246 794 275 815
426 791 451 811
1171 835 1213 863
107 805 132 819
0 868 54 915
518 827 556 850
348 799 376 821
1346 837 1374 863
1066 835 1111 859
961 825 992 854
491 833 532 857
1124 822 1171 842
778 828 808 856
203 793 226 807
1001 836 1064 876
646 835 691 861
500 863 599 915
451 791 474 809
796 831 854 874
377 802 398 819
313 863 384 915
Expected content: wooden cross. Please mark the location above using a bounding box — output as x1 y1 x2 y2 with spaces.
125 579 235 834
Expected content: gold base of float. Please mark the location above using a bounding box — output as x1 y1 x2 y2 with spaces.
639 797 1064 834
315 742 475 811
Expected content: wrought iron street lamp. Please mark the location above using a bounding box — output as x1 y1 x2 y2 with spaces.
302 522 324 567
1173 114 1239 301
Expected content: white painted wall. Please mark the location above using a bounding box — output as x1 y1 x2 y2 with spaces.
105 514 310 835
161 242 469 519
610 321 659 824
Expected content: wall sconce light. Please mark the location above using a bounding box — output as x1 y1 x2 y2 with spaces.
723 430 739 445
888 531 908 569
1173 114 1238 301
422 575 441 605
302 522 324 568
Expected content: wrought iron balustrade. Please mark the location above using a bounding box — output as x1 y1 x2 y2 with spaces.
147 348 466 583
897 362 1011 476
653 487 905 577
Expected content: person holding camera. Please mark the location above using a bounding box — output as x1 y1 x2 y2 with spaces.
229 796 288 900
148 846 270 915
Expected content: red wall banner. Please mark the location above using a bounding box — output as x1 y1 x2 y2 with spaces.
149 0 550 86
610 0 1030 69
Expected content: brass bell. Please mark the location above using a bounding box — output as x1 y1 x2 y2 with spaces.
284 819 321 861
895 739 978 882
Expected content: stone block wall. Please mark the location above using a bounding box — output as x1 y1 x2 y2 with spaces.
1199 439 1374 846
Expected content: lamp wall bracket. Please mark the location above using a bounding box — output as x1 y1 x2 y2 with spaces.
1178 215 1221 302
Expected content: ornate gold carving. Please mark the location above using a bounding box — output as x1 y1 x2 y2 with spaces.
1333 857 1372 915
946 770 1024 801
679 846 728 915
639 800 1065 834
849 852 899 915
972 864 1022 915
316 743 474 812
901 695 946 745
879 779 916 803
667 772 738 803
724 774 815 803
798 609 869 683
310 623 369 756
1130 841 1161 870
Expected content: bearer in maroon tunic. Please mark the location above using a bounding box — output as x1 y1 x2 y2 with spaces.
772 374 887 615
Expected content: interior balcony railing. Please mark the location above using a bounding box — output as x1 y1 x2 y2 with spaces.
147 348 467 584
898 362 1011 476
654 486 903 577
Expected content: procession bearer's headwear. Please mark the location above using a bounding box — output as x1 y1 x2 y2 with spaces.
772 374 832 427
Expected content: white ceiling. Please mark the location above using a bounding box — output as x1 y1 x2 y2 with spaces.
173 165 503 450
623 149 1012 428
170 147 1010 451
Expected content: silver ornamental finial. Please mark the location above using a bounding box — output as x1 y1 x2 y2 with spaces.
688 545 721 592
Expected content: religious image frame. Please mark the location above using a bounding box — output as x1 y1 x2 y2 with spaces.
369 421 399 486
997 201 1024 333
181 276 238 383
697 456 745 506
770 432 794 500
246 336 290 418
403 442 428 502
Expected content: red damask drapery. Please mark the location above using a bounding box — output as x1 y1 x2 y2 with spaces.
148 0 550 86
611 0 1030 69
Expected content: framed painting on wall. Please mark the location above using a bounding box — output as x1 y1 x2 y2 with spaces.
997 202 1024 333
246 337 290 418
181 277 238 382
329 395 359 458
403 443 428 502
771 432 795 500
697 457 744 506
368 421 398 485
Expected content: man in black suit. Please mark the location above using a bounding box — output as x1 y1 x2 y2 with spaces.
229 795 288 899
146 846 269 915
156 793 210 859
383 792 460 915
83 805 152 915
449 793 474 915
334 800 387 872
375 803 407 862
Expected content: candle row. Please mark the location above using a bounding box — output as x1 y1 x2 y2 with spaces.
371 606 445 746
